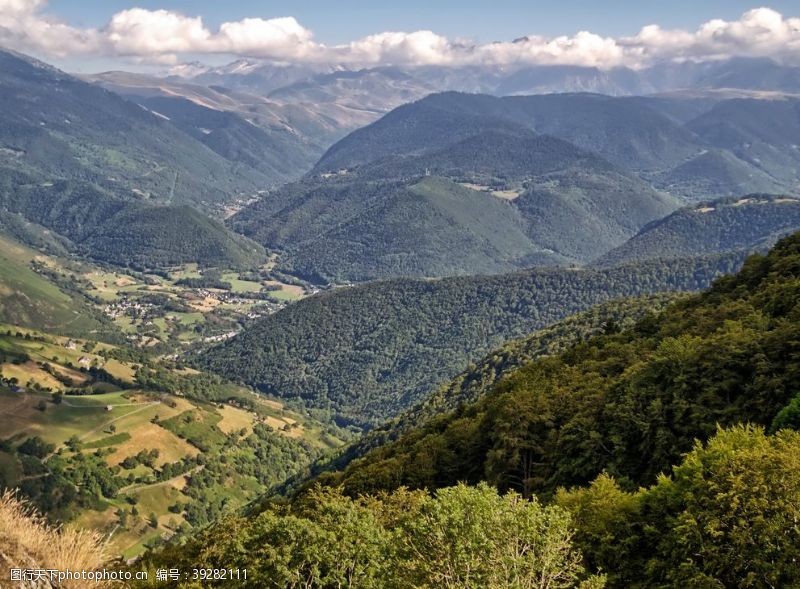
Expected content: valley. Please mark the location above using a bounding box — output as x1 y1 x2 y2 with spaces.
2 12 800 586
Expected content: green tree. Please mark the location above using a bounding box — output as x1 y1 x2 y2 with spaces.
649 426 800 588
770 393 800 432
398 483 603 589
558 426 800 588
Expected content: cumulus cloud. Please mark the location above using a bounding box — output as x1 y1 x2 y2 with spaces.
0 0 99 57
619 8 800 65
0 2 799 69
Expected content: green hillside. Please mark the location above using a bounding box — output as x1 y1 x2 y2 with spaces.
0 171 264 270
82 205 265 270
320 293 681 475
596 195 800 266
272 176 566 282
0 234 108 336
318 233 800 502
0 50 267 210
199 253 745 427
232 129 678 281
140 233 800 589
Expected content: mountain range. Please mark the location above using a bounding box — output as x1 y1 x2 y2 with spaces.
171 56 800 100
230 91 800 282
232 125 678 281
0 49 266 269
2 37 800 586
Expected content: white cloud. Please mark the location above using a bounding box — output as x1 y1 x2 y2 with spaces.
1 2 799 69
0 0 99 57
217 17 315 58
619 8 800 65
106 9 211 56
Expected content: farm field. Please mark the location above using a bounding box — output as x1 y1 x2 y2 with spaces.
0 233 339 559
0 380 344 558
82 262 310 346
0 323 347 559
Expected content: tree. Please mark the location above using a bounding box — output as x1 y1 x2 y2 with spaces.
17 437 55 459
145 484 602 588
51 392 63 405
649 426 800 588
398 483 602 589
771 393 800 432
149 512 159 528
557 426 800 588
555 475 642 587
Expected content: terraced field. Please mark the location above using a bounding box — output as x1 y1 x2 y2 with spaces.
0 326 346 558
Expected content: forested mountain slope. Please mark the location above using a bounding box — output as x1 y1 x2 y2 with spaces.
596 195 800 266
0 50 265 210
145 234 800 589
81 205 265 269
686 97 800 187
313 92 699 173
199 253 745 427
318 233 800 501
0 170 264 270
314 293 682 476
312 91 800 201
133 96 314 187
232 128 678 281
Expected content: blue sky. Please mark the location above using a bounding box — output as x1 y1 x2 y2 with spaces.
47 0 800 42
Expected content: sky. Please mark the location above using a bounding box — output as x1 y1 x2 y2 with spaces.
2 1 800 73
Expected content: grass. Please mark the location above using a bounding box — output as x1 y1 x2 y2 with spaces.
0 389 146 445
221 273 264 293
160 407 226 452
0 491 114 589
105 419 199 467
1 361 63 390
268 288 304 301
0 236 103 335
217 404 256 435
132 484 183 519
169 263 202 280
82 432 132 449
